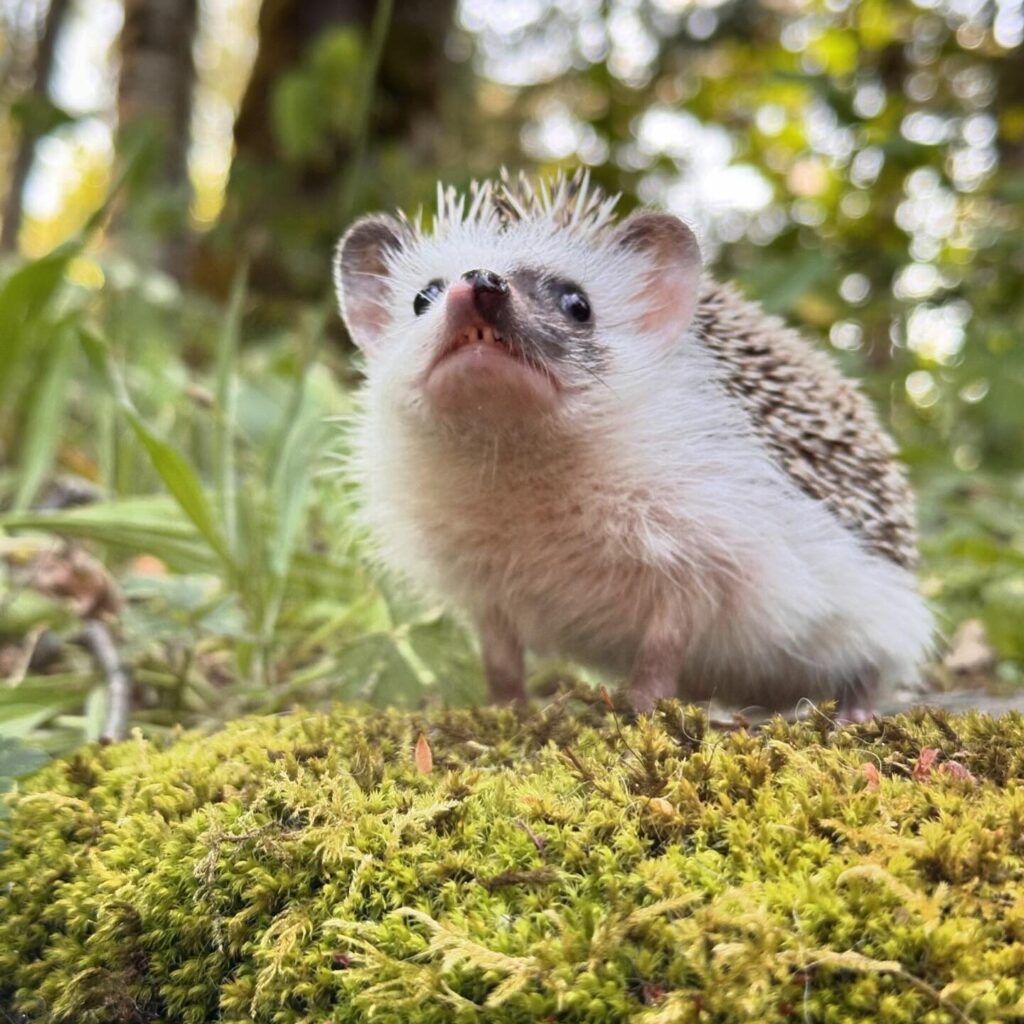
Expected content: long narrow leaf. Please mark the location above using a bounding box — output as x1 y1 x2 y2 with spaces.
0 240 80 402
213 266 247 558
0 705 64 738
121 408 236 572
269 415 320 582
261 305 328 633
0 497 220 572
85 329 231 564
268 304 329 578
12 326 77 510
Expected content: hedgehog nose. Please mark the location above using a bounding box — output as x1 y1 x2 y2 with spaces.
462 268 507 293
462 269 509 322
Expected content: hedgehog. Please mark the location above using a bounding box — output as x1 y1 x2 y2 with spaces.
333 170 933 716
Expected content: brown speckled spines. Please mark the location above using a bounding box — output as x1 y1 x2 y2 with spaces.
695 279 918 569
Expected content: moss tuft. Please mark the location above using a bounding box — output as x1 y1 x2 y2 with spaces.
3 694 1024 1023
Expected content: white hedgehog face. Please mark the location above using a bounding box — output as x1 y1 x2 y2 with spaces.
334 176 702 429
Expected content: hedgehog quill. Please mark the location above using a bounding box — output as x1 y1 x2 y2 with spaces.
334 170 932 717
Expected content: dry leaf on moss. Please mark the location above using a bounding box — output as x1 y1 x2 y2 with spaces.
414 733 433 774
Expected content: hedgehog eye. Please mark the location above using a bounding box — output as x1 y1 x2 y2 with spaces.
559 289 591 323
414 279 445 316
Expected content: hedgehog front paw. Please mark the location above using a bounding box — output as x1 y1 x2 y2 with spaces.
836 667 881 724
479 609 526 704
628 675 678 714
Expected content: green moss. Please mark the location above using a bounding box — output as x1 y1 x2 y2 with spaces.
2 694 1024 1023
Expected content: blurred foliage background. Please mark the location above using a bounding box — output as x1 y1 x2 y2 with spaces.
0 0 1022 773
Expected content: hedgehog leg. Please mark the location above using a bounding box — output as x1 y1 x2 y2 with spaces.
836 667 880 723
628 609 690 714
479 608 526 703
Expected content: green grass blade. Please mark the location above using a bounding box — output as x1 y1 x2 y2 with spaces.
0 497 220 572
214 266 247 559
121 408 236 572
0 705 67 739
253 304 328 639
0 240 80 404
84 327 230 563
269 304 330 575
12 326 76 511
269 412 320 582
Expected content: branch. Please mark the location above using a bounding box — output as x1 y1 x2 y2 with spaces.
82 618 132 744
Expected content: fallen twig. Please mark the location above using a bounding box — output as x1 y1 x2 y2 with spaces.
81 618 131 744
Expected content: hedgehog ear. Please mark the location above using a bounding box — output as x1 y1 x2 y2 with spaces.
334 215 406 352
615 213 701 344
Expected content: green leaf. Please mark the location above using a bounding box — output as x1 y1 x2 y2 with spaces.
121 408 236 571
87 333 231 569
0 736 49 827
740 249 835 315
214 267 247 559
12 326 77 510
271 73 327 163
0 587 73 636
405 615 484 705
9 93 77 136
0 676 94 707
0 497 219 572
0 705 61 738
260 305 328 637
83 686 107 743
0 240 80 404
0 736 49 782
333 633 423 708
269 410 318 583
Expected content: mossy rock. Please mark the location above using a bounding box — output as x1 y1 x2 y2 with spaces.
3 696 1024 1023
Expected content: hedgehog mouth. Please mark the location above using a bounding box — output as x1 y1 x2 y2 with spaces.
434 323 529 366
429 321 558 380
423 321 560 415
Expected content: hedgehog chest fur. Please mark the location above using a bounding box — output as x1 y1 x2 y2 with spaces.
371 434 685 666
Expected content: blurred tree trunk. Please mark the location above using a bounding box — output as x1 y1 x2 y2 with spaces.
116 0 199 279
199 0 457 299
0 0 72 252
996 57 1024 173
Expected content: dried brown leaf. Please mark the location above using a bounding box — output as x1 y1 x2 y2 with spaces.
414 734 433 775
